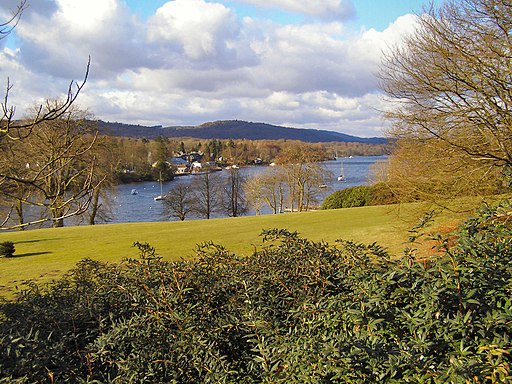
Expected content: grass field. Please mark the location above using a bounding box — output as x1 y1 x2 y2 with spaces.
0 203 469 299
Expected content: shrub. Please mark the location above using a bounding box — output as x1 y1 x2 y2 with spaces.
0 201 511 382
368 182 400 205
0 242 15 258
322 183 400 210
321 185 371 209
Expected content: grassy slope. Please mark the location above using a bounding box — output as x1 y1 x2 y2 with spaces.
0 203 467 298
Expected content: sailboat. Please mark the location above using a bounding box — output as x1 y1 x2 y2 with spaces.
337 160 345 182
154 171 165 201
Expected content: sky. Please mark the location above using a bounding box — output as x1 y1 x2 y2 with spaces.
0 0 437 137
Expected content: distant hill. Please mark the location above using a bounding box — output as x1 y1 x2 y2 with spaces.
97 120 387 144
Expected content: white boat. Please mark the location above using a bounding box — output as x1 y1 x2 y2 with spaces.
131 189 138 195
337 160 345 181
154 172 165 201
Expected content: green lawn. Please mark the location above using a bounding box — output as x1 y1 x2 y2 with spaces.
0 203 468 298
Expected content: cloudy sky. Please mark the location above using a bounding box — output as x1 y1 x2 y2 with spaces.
0 0 434 137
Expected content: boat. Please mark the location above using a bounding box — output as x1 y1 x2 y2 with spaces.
337 160 345 181
154 187 165 200
319 184 328 189
154 172 165 201
131 189 138 195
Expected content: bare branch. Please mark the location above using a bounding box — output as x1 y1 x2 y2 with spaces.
0 0 27 40
1 57 91 140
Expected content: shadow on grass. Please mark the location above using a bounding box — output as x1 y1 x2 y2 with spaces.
11 251 52 258
14 239 62 245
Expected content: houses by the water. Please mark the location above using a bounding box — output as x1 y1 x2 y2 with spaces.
166 152 222 175
152 151 265 177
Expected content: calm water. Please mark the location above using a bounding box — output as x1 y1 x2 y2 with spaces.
108 156 387 223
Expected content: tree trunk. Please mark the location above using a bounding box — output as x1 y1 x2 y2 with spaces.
15 199 25 230
88 189 101 225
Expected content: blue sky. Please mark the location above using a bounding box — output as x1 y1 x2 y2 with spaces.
351 0 431 30
0 0 438 137
125 0 431 30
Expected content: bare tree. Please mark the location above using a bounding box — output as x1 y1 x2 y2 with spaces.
221 167 247 217
0 2 93 229
276 143 330 212
301 165 331 210
245 176 265 215
164 182 193 221
378 137 507 205
264 168 286 214
246 167 286 215
282 162 329 211
190 171 220 219
379 0 512 189
0 147 32 229
0 105 103 228
85 136 117 225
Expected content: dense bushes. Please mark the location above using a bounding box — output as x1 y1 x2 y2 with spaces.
1 202 511 382
321 183 399 210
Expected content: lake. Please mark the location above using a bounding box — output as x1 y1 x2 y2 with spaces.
108 156 387 223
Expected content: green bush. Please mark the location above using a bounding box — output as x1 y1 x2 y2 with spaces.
0 242 15 258
1 202 511 382
322 183 400 210
321 185 371 209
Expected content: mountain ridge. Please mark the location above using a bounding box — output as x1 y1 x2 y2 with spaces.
97 119 387 144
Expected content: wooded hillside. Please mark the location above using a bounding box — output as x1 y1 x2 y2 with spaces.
97 120 388 144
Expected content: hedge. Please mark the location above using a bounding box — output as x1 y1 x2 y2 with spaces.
1 202 511 382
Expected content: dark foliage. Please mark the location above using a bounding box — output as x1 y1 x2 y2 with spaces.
0 241 15 258
1 202 511 382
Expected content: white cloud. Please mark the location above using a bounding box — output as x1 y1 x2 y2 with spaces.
147 0 257 67
148 0 233 59
244 22 379 96
54 0 119 32
0 0 420 137
10 0 149 79
229 0 355 21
